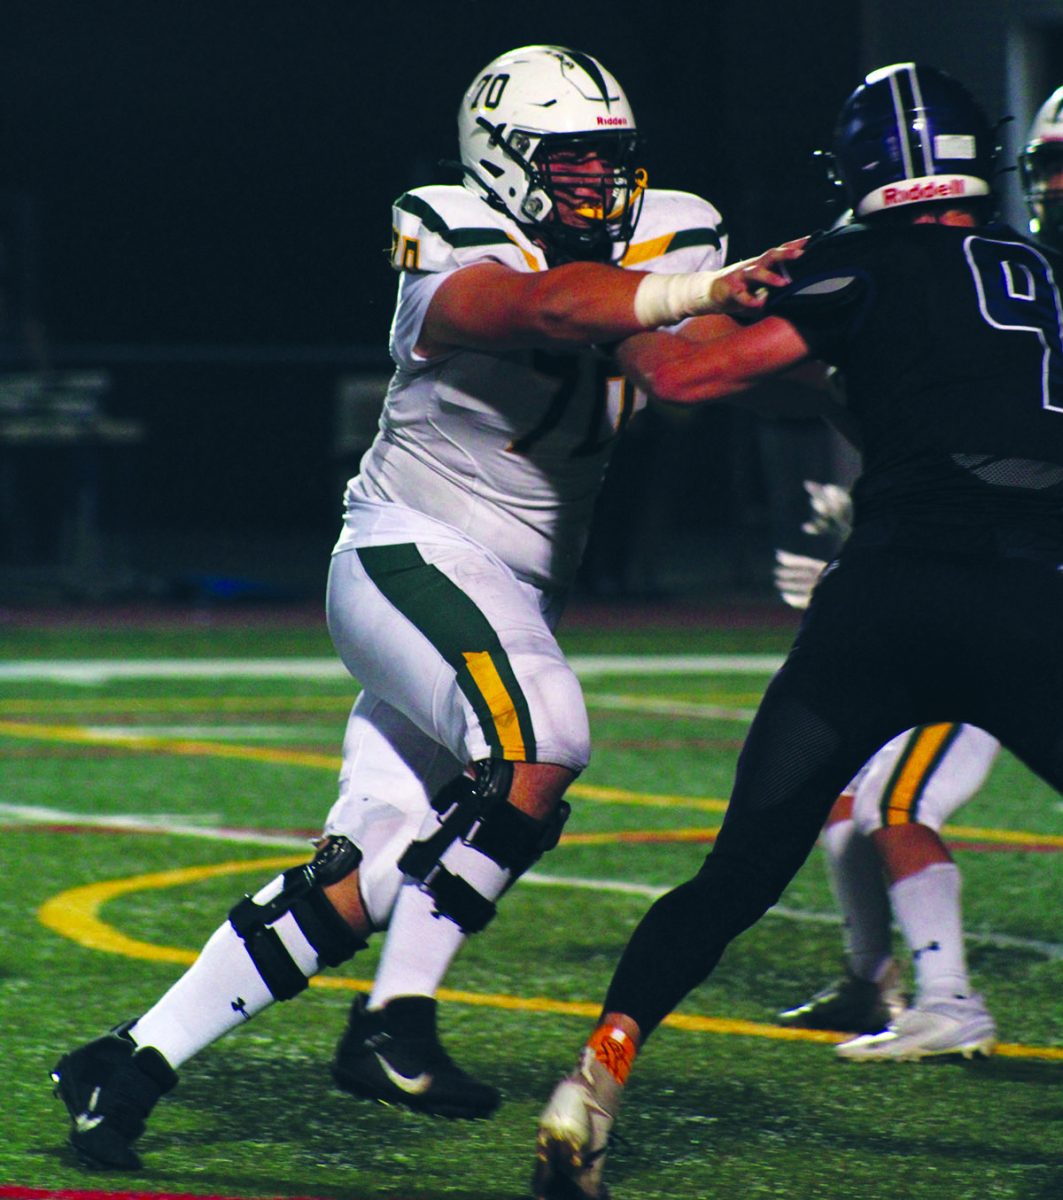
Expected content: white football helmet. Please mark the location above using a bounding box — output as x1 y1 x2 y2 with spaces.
457 45 645 262
1020 85 1063 250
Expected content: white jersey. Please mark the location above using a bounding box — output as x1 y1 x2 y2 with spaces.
335 184 727 590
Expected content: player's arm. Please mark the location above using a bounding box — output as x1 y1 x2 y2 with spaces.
655 313 862 441
415 240 806 357
616 316 814 404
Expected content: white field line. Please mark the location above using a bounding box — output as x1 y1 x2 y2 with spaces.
0 657 350 684
3 801 1059 960
0 802 313 848
0 653 784 685
69 709 755 735
587 693 759 721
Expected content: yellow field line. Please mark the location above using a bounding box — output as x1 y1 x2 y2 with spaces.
37 856 1063 1061
570 781 727 813
0 718 340 770
940 823 1063 848
5 717 1062 850
0 695 351 714
563 828 720 845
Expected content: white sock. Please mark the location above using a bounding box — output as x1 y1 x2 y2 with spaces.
370 836 511 1008
820 818 893 981
889 861 970 1000
129 874 323 1068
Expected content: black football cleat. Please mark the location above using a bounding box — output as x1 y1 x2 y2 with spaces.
51 1021 177 1170
776 964 906 1034
331 995 501 1119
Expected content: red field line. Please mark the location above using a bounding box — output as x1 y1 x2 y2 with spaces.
0 1189 334 1200
0 596 800 632
8 819 1063 855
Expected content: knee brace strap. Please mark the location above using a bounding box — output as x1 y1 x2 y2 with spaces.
228 835 367 1001
469 795 571 873
418 863 496 933
398 762 571 934
399 760 514 882
227 901 310 1001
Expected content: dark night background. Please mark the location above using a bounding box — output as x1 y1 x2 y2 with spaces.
5 1 1047 600
3 3 858 346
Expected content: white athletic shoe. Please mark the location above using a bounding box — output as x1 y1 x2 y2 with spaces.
533 1049 617 1200
836 993 997 1062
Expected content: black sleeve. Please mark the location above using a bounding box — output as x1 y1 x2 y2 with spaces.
764 229 876 361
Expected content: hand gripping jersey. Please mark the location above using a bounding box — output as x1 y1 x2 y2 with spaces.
767 221 1063 557
337 184 727 590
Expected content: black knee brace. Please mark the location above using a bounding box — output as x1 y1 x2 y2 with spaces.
398 760 571 934
228 835 367 1001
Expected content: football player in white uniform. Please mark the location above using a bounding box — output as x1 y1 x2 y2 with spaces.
51 44 803 1171
773 488 1000 1060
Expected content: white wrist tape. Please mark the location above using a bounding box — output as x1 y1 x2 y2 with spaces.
633 269 725 328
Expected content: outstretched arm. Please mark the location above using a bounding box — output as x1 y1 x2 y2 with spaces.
416 239 806 356
616 316 813 404
617 318 863 442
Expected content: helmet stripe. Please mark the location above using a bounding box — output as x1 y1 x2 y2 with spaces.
564 48 615 111
838 62 995 217
904 64 936 176
886 69 916 182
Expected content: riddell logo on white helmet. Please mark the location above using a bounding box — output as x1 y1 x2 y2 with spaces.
596 116 629 126
883 178 967 206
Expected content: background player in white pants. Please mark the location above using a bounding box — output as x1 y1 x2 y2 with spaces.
774 489 1000 1060
51 44 803 1171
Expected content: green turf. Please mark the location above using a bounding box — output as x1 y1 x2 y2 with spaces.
1 616 1062 1199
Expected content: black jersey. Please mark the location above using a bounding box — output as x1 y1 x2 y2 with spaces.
767 221 1063 556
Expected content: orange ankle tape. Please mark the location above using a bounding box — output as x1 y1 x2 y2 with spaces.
587 1025 636 1085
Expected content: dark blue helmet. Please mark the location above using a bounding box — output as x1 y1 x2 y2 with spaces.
830 63 996 217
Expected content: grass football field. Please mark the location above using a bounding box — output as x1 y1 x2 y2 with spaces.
2 607 1062 1200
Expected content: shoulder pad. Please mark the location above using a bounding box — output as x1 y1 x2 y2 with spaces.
390 185 547 274
766 226 871 317
620 189 727 270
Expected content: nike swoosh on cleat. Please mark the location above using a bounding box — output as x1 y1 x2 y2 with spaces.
75 1112 105 1134
376 1055 433 1095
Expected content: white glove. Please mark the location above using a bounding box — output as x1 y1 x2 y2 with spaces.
773 548 828 610
800 480 853 540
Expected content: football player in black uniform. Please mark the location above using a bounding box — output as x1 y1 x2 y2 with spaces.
534 61 1063 1200
775 79 1063 1059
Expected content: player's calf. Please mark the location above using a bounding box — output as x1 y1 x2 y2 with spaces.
227 834 367 1000
399 759 570 934
53 837 368 1169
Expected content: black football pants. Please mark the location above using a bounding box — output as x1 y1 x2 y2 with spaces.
604 545 1063 1036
